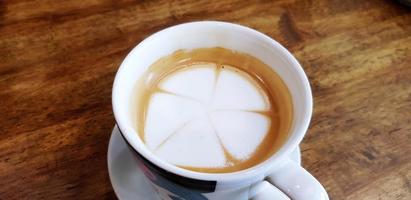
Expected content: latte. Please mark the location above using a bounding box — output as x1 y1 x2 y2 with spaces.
132 47 293 173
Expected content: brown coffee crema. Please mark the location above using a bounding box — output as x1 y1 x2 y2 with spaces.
132 47 293 173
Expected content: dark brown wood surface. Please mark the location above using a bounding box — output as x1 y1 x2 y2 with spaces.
0 0 410 199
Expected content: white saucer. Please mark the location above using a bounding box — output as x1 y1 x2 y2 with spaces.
108 126 301 200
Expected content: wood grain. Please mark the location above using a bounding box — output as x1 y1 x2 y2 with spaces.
0 0 410 199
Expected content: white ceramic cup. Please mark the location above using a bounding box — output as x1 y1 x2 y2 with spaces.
112 21 329 200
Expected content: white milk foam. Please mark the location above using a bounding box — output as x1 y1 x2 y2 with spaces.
144 63 270 168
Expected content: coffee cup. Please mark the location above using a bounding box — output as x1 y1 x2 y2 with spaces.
112 21 329 200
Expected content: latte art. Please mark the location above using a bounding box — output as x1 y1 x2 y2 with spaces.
146 64 270 168
133 48 293 173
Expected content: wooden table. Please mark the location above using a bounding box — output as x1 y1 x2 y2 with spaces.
1 0 410 199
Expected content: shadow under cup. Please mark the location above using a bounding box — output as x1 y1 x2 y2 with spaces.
112 21 312 185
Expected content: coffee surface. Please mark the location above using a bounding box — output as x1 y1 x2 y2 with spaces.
133 47 293 173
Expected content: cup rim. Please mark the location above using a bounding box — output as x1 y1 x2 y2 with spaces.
112 21 312 185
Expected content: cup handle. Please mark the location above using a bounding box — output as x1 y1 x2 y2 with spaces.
249 181 290 200
267 158 329 200
250 158 328 200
